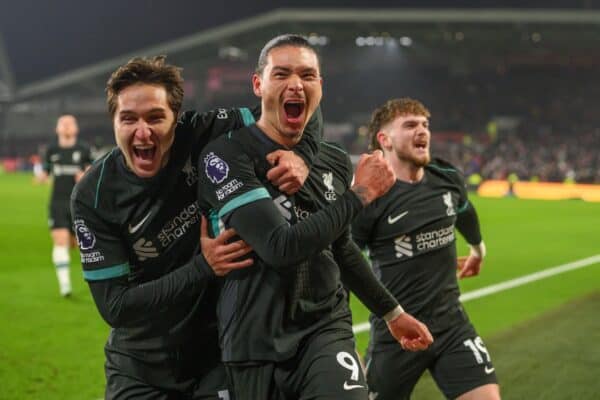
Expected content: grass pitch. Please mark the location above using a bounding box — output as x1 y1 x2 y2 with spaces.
0 172 599 399
411 292 600 399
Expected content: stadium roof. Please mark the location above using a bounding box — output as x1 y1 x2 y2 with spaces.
2 3 600 143
6 7 600 101
0 0 598 88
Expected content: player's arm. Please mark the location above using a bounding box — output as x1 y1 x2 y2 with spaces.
71 192 251 328
454 169 486 278
224 197 359 268
331 147 397 314
456 200 483 247
36 148 51 183
334 231 432 351
83 146 93 169
43 147 52 175
87 255 215 328
349 145 387 248
456 201 486 278
75 146 93 182
81 145 93 166
335 229 398 316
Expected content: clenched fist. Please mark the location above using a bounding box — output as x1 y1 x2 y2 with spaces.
351 150 395 206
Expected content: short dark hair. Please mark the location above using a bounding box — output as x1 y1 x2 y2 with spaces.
368 98 431 150
106 55 184 118
256 34 321 75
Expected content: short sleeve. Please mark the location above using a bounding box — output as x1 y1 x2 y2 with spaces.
71 192 130 281
197 137 271 233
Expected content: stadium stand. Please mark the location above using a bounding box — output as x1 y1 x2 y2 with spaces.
1 9 599 184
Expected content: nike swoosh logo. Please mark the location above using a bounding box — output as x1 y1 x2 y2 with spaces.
388 211 408 224
484 366 495 374
128 212 152 234
343 382 365 391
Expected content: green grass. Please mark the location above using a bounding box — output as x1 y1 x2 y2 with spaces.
1 172 599 399
411 292 600 399
0 173 109 399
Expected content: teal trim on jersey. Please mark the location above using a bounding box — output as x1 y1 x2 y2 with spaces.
209 210 221 236
94 152 111 209
458 200 470 213
428 163 457 173
321 141 347 154
218 188 271 218
54 263 69 269
239 107 256 126
83 263 129 281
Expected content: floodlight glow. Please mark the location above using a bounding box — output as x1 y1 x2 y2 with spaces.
307 34 329 46
399 36 413 47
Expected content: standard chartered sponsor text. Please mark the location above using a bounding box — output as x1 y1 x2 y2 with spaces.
158 202 201 247
415 225 454 251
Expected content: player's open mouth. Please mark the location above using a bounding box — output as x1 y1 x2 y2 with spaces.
283 100 305 124
133 145 157 164
414 141 428 152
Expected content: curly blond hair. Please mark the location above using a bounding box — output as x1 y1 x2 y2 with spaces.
368 98 430 150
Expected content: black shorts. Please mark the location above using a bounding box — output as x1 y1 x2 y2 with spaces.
227 327 368 400
49 201 73 230
104 349 230 400
367 320 498 400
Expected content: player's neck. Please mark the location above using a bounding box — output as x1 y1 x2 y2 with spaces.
389 156 424 184
256 118 296 149
58 137 76 148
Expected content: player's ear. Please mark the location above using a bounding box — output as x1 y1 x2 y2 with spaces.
376 131 391 150
252 73 262 97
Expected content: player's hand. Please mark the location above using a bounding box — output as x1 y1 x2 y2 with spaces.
386 312 433 352
34 171 49 184
200 216 253 276
266 150 308 195
457 255 483 279
351 150 395 206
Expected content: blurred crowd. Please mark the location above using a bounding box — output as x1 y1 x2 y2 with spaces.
3 65 600 184
432 129 600 184
5 125 600 185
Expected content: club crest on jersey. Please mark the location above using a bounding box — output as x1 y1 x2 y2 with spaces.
322 171 337 201
204 152 229 184
72 151 81 163
74 219 96 250
443 191 456 216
